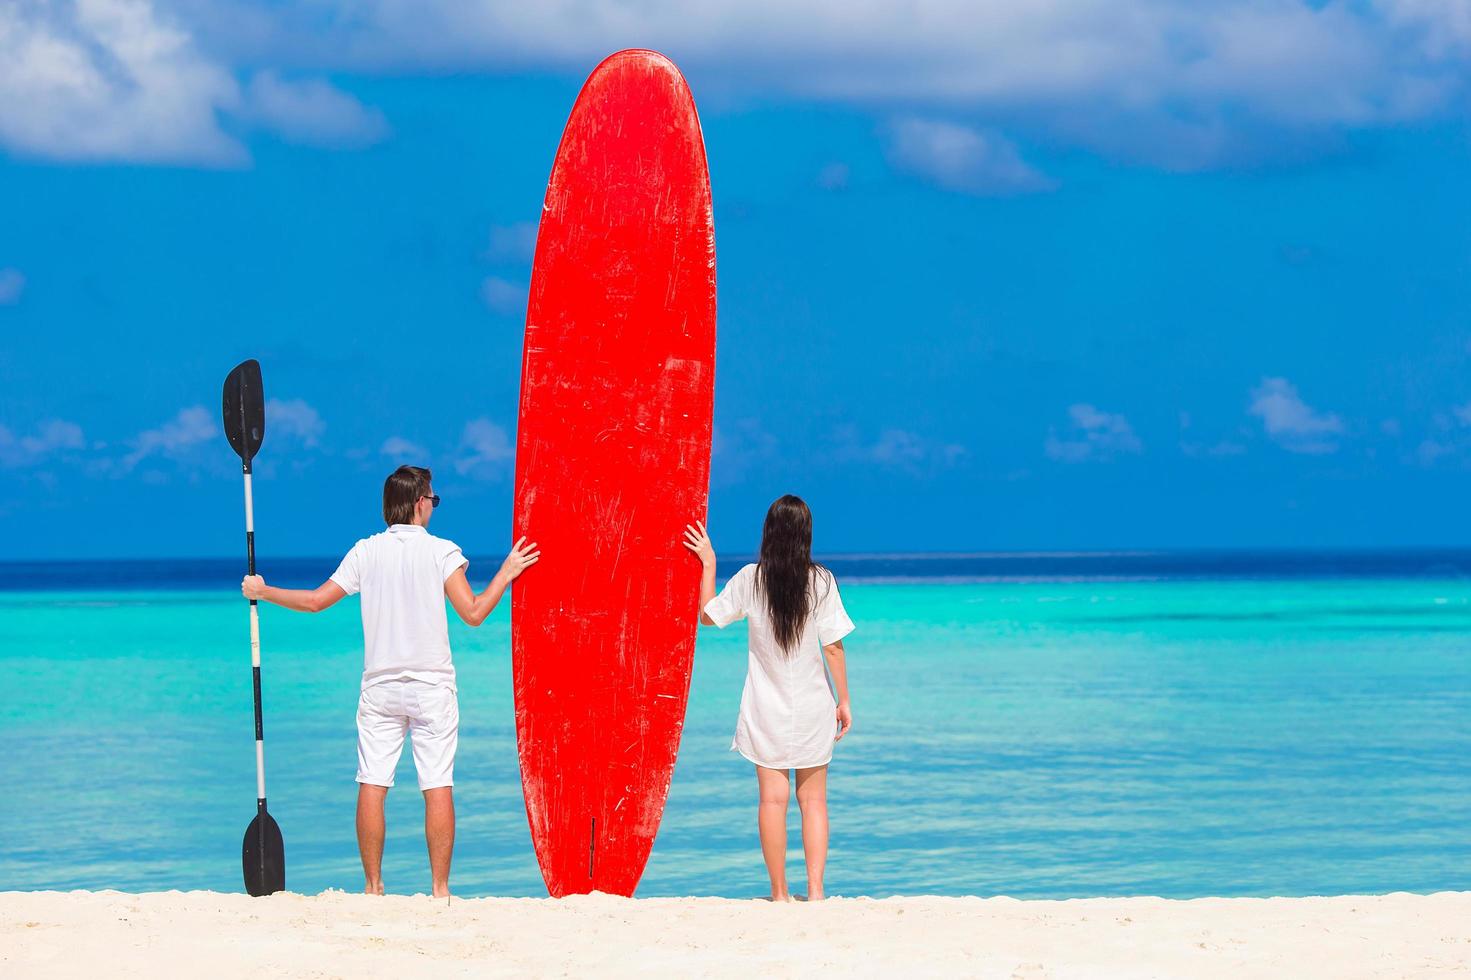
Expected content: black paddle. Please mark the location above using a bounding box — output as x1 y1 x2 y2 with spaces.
223 359 285 896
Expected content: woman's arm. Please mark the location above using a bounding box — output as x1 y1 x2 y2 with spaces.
241 576 346 613
444 536 540 626
682 521 717 625
823 639 853 740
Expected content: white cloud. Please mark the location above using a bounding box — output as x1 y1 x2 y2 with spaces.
871 428 965 466
0 0 387 165
481 276 527 316
816 162 849 190
239 71 388 149
23 418 84 454
1378 0 1471 57
0 0 245 165
265 398 324 447
1416 438 1455 466
1178 411 1249 457
1248 377 1343 454
1045 404 1143 462
485 222 539 263
1405 402 1471 466
455 418 513 478
0 268 25 304
0 418 84 467
123 405 215 468
830 425 965 470
713 419 777 458
163 0 1471 169
886 119 1054 195
710 418 781 485
381 435 428 460
7 3 1470 170
1180 438 1247 458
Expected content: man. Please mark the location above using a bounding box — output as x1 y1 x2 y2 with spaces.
241 464 538 897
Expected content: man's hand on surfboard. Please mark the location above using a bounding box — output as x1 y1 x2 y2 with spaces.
241 574 266 600
682 522 715 567
497 537 541 583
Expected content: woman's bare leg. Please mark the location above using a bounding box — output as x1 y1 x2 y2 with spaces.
795 765 829 900
755 765 792 901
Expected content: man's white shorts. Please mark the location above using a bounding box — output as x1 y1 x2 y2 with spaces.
356 680 458 790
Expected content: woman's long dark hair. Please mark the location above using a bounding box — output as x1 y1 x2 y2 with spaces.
755 494 827 653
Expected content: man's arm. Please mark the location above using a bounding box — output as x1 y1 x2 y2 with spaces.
444 536 540 627
242 575 347 613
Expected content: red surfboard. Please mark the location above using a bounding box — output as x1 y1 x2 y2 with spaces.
511 50 716 898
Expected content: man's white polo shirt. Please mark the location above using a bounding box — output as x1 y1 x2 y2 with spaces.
330 524 468 691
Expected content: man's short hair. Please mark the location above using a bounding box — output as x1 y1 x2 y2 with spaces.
383 465 432 525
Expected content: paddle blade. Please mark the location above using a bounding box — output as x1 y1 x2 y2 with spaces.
222 359 266 466
242 809 285 896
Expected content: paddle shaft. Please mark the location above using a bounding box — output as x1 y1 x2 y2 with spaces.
243 465 268 815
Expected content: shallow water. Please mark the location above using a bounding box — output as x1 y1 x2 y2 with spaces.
1 557 1469 898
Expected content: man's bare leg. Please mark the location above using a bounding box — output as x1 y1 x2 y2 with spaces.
424 786 455 898
357 783 389 895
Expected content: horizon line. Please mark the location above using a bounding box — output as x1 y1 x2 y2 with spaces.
9 545 1471 566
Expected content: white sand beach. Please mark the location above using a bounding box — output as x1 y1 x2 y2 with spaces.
3 889 1469 978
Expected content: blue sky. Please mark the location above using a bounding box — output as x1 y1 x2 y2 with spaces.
3 1 1471 560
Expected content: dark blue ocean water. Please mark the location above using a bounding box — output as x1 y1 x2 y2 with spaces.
5 548 1471 591
1 551 1468 899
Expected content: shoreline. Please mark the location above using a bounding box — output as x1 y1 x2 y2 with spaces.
5 889 1469 978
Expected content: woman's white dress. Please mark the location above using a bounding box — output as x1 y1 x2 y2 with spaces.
704 563 854 769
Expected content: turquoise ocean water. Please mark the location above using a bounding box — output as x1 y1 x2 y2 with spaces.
1 552 1468 898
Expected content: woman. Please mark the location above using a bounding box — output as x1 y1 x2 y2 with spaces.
683 494 854 902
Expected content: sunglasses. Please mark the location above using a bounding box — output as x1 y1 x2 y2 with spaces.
421 494 441 508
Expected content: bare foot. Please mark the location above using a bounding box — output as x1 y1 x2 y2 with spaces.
807 891 826 902
364 881 385 896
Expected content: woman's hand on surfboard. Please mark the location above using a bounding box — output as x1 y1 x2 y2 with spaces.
498 537 541 582
241 575 266 600
835 701 853 741
682 522 715 567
